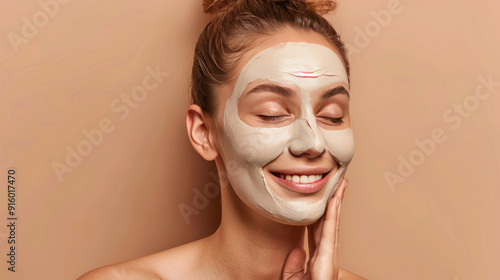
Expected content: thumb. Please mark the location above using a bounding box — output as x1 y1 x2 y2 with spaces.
282 247 306 279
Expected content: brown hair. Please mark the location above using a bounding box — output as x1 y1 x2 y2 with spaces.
191 0 350 116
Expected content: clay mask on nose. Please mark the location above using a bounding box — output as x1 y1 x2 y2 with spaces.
218 42 354 225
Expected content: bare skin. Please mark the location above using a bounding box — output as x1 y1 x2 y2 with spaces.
77 180 364 280
77 28 367 280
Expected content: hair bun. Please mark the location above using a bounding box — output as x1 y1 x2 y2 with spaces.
203 0 237 15
304 0 337 15
202 0 337 16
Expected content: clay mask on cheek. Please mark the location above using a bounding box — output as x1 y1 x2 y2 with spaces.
219 42 354 225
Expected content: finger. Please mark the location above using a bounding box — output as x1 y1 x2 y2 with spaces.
314 211 326 245
308 179 347 279
307 212 325 255
282 247 306 279
333 179 347 268
317 178 347 258
307 224 316 258
317 179 345 247
318 178 347 241
308 178 345 261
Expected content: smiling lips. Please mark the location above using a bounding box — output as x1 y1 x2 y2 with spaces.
277 173 323 183
270 171 331 194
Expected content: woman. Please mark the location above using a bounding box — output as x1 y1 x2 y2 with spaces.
78 0 365 279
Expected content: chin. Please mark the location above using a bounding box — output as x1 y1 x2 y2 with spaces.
251 168 340 226
255 201 327 226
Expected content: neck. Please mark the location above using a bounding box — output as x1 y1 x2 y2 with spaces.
203 183 306 280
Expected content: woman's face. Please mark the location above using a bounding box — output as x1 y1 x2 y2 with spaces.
213 28 354 225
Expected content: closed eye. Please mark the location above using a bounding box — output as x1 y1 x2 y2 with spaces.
319 116 344 125
258 115 289 122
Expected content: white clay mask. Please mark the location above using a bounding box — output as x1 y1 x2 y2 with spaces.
218 42 354 225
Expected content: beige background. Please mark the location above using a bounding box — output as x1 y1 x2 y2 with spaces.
1 0 499 279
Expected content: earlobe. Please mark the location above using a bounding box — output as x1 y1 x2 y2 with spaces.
186 104 219 161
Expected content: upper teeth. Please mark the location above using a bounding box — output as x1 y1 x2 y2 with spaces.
278 174 323 183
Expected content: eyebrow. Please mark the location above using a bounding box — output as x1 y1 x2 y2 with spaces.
322 86 350 99
245 84 295 97
245 83 350 99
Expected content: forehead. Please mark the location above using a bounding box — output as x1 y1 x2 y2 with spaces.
232 42 348 99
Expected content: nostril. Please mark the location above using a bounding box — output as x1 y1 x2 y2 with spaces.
288 119 325 156
289 146 325 158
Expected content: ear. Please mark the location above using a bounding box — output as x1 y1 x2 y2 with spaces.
186 104 219 161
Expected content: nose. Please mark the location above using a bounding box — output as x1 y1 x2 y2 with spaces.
288 119 326 157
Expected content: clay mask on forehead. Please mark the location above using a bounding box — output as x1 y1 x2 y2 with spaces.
218 42 354 225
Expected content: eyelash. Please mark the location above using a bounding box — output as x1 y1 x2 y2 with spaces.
321 117 344 125
259 115 287 121
259 115 344 125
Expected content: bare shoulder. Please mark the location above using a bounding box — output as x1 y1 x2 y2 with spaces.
339 267 368 280
77 240 204 280
76 262 164 280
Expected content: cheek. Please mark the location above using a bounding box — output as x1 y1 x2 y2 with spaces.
226 125 291 167
321 128 355 164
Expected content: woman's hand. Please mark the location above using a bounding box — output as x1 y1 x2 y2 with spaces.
282 178 348 280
